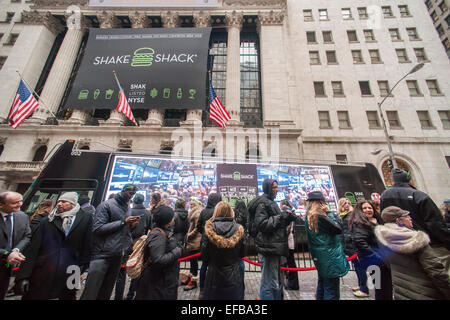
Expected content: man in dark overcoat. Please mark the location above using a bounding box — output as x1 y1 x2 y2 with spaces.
15 192 93 300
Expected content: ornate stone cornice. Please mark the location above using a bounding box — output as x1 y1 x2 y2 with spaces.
223 0 286 9
32 0 88 9
193 11 211 28
98 11 121 29
257 10 285 28
161 11 181 28
225 11 244 30
22 11 64 35
129 11 150 28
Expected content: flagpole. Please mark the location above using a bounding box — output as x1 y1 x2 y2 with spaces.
15 70 58 119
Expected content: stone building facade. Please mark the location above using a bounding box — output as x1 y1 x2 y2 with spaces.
0 0 449 205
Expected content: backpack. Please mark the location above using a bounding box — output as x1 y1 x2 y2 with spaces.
125 227 166 279
246 196 264 238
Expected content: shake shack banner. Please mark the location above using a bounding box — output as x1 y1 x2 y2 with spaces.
89 0 219 7
66 27 212 110
217 164 258 208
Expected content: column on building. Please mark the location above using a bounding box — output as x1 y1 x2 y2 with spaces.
144 11 180 127
37 13 91 125
0 12 62 122
257 10 295 128
225 11 244 127
97 11 127 126
181 11 211 127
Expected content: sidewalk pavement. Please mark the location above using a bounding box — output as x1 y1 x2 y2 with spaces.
178 268 373 301
5 265 373 300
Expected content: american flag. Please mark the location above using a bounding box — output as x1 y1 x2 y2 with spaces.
209 81 230 128
114 75 138 126
8 80 40 129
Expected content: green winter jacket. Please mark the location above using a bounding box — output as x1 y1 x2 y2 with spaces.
305 211 349 279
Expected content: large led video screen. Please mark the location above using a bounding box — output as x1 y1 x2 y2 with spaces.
105 156 338 213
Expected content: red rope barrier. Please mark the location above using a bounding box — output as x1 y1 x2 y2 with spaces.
179 253 358 272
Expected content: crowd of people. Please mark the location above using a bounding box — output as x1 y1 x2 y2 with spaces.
0 168 449 300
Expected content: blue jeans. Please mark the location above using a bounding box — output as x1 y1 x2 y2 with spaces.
353 259 369 294
316 274 340 300
259 254 283 300
239 259 245 298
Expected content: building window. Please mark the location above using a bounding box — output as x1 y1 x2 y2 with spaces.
326 50 337 64
437 24 445 37
359 81 372 95
0 56 6 70
425 0 432 10
322 31 333 43
32 146 47 162
414 48 427 62
406 27 420 40
442 38 450 50
378 81 390 97
396 48 410 62
318 111 332 128
331 81 344 96
337 111 351 129
382 6 394 18
426 79 442 95
398 5 411 17
438 110 450 129
347 30 358 42
314 81 326 96
446 156 450 168
358 7 368 19
389 28 402 41
352 50 364 63
319 9 328 21
386 111 402 128
5 12 15 23
208 30 227 115
309 51 320 64
406 80 422 96
336 154 348 164
303 9 313 21
5 33 19 46
417 111 434 128
342 8 352 20
446 15 450 28
364 29 376 41
240 29 262 128
369 50 382 63
306 31 317 43
366 111 381 128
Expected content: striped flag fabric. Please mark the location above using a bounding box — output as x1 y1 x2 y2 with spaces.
8 80 40 129
114 75 138 126
209 81 230 128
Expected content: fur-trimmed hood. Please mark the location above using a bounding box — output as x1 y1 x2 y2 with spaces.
374 223 430 254
205 217 244 249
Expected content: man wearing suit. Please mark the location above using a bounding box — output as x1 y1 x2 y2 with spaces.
0 191 31 300
15 192 93 300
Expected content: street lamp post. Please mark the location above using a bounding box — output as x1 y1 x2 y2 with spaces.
377 63 424 169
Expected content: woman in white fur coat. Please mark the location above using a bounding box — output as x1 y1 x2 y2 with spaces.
375 206 450 300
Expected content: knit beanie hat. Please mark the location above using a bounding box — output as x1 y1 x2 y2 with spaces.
153 205 174 227
58 192 79 205
391 169 411 183
133 193 144 204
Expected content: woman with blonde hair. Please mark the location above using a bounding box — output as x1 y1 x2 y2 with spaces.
200 201 245 300
29 199 55 234
305 192 349 300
